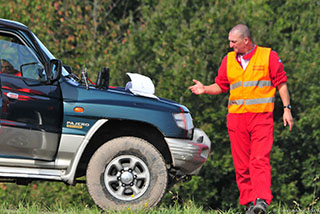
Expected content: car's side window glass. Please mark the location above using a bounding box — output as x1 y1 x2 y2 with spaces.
0 32 46 80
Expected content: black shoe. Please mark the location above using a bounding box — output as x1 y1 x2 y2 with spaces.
245 202 254 214
252 199 268 214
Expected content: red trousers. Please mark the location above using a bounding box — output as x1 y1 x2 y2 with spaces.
227 112 273 205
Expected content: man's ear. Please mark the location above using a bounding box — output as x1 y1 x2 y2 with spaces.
244 37 250 45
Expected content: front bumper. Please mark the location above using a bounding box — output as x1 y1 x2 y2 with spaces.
165 128 211 175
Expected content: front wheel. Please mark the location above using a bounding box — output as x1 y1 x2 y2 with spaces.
86 137 168 211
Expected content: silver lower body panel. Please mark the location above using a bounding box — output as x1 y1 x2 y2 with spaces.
165 128 211 175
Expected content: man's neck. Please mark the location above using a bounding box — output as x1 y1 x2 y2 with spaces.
239 44 256 56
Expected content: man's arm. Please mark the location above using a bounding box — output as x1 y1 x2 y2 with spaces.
189 79 223 95
278 82 294 131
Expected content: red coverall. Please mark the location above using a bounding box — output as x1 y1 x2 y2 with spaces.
215 45 287 205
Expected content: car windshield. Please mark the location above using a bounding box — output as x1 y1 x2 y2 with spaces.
32 32 69 77
32 32 54 59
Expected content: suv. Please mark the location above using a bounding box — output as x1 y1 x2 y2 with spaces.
0 19 211 210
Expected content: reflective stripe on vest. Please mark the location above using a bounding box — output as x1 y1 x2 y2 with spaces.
228 99 244 105
230 81 242 90
245 97 275 105
230 80 273 91
229 97 275 106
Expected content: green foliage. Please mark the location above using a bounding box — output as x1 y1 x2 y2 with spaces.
0 0 319 211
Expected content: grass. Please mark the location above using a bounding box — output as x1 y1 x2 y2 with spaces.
1 200 319 214
0 182 319 213
0 202 222 214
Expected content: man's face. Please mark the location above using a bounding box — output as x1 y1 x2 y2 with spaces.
1 61 15 74
228 31 247 54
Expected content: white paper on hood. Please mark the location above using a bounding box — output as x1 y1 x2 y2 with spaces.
125 73 158 99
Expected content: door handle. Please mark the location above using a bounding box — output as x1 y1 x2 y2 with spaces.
6 92 19 100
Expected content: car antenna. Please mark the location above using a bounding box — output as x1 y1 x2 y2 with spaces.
81 67 89 90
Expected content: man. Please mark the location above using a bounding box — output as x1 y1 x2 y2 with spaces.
189 24 293 214
0 59 21 76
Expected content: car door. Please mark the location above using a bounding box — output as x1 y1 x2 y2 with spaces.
0 30 62 161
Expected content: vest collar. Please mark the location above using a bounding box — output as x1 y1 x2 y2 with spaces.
237 44 257 60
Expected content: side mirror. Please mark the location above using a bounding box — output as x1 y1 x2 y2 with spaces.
63 64 72 74
20 62 47 81
49 59 62 82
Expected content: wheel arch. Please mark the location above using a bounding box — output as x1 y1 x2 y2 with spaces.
75 119 172 178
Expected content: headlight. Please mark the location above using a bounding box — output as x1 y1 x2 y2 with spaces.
173 113 194 130
173 113 194 138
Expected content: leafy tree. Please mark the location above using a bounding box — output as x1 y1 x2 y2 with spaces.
0 0 319 211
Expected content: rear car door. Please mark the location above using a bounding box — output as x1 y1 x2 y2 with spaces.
0 29 62 161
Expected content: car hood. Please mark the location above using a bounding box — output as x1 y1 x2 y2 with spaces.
60 77 189 114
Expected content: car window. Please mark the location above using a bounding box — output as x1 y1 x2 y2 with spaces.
0 32 46 80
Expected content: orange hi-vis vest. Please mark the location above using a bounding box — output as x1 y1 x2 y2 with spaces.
227 47 276 113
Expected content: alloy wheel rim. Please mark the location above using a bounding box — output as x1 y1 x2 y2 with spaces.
104 155 150 201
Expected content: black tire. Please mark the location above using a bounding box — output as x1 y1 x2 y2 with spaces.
86 136 168 211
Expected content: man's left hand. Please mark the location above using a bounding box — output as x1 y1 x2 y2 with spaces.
283 109 293 131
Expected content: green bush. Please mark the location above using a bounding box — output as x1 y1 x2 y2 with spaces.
0 0 319 210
